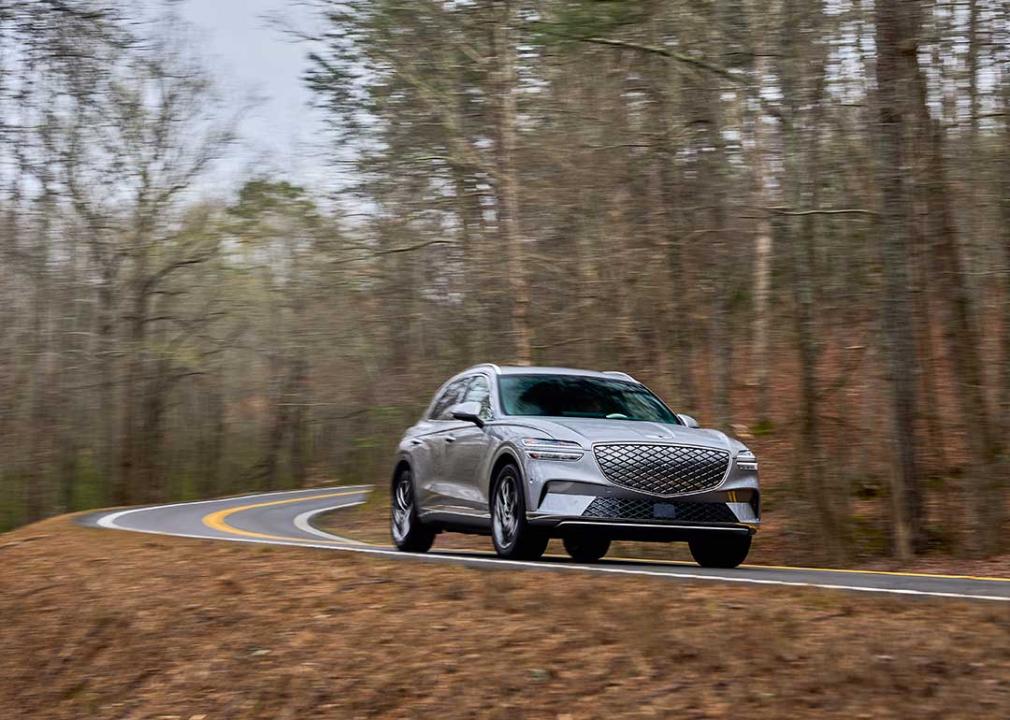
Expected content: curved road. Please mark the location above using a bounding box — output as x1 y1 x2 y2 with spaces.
79 485 1010 602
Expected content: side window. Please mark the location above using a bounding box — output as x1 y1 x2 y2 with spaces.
462 375 493 420
429 378 468 420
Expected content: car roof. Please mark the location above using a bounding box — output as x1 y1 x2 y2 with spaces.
461 364 638 382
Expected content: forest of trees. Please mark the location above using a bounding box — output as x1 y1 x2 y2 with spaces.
1 0 1009 563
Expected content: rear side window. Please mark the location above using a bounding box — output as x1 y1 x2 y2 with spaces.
429 378 469 420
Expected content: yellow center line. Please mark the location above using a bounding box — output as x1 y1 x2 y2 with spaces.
430 550 1009 582
416 548 1010 582
559 554 1010 582
734 561 1010 583
202 489 365 542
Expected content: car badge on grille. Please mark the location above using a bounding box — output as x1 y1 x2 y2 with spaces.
653 503 677 519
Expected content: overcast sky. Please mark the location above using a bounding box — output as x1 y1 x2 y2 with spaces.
176 0 332 191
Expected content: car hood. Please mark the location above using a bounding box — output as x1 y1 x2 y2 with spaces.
527 417 737 451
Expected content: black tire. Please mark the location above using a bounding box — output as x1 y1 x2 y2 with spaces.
391 466 435 553
688 533 752 569
563 535 611 563
490 463 548 560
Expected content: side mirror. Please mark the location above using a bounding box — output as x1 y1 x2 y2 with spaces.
450 401 485 428
677 413 700 429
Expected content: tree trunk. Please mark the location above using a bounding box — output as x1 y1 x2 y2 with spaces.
874 0 925 559
198 377 225 498
97 275 120 505
25 249 49 523
288 353 309 488
118 286 147 505
750 53 775 421
705 83 733 430
1002 75 1010 442
261 355 291 491
452 166 478 363
661 105 696 410
964 0 980 272
490 0 532 365
912 47 1003 555
56 239 81 513
139 369 167 504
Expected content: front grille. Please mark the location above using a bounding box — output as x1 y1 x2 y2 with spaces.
593 443 730 496
582 496 738 523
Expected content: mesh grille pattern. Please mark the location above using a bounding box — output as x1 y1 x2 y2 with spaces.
582 496 738 523
593 443 730 495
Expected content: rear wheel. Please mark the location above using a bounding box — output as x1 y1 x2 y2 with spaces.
688 533 751 569
563 535 611 563
491 463 548 560
391 466 435 553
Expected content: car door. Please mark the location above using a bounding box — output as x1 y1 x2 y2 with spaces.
413 377 469 510
440 374 496 514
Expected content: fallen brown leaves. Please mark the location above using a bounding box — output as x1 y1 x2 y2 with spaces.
1 517 1009 719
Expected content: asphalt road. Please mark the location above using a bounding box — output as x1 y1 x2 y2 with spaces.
79 486 1010 603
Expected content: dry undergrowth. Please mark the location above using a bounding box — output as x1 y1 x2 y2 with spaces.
2 517 1009 719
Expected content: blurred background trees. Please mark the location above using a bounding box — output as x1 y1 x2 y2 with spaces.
2 0 1009 563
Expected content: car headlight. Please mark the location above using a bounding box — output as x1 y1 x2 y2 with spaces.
521 437 584 462
736 449 758 471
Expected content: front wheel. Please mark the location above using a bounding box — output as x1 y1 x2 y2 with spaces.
391 467 435 553
491 463 548 560
688 533 752 568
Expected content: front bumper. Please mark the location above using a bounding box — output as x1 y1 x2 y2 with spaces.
518 440 760 541
525 476 760 541
531 518 754 542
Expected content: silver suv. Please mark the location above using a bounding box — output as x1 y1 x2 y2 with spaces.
390 365 759 567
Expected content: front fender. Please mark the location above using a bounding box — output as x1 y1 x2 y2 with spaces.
484 434 568 512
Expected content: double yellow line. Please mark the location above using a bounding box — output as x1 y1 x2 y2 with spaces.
202 489 365 543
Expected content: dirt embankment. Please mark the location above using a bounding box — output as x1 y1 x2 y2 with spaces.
2 517 1009 719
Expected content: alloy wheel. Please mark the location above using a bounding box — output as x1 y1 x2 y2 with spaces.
391 474 413 544
493 475 519 549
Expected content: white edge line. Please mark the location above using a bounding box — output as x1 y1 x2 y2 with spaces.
294 502 368 544
90 505 1010 604
95 485 373 530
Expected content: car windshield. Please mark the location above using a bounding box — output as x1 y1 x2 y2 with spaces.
498 374 681 424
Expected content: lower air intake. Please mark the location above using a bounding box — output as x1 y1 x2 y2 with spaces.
582 496 738 524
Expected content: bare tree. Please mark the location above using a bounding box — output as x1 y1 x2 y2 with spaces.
874 0 925 558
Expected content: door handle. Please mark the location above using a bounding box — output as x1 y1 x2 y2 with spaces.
444 435 456 443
